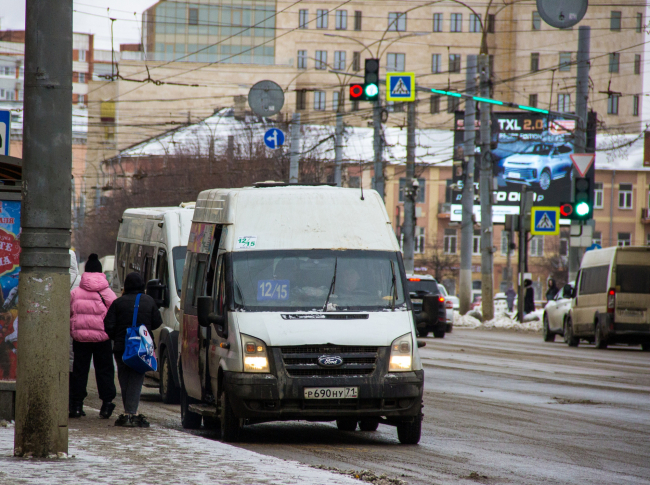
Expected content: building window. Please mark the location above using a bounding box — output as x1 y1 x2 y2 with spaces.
559 237 569 257
530 53 540 72
316 9 328 29
315 50 327 70
635 54 642 74
414 227 426 254
432 54 441 73
634 95 640 116
557 93 570 112
532 11 541 30
387 53 405 72
398 178 426 203
296 89 307 110
354 11 362 31
618 232 631 247
474 230 483 255
79 94 85 104
78 72 86 83
188 7 199 26
335 10 347 30
334 51 346 70
619 183 633 209
594 182 604 208
607 94 619 115
433 13 443 32
299 9 308 29
487 14 495 33
18 89 23 101
451 13 462 32
448 96 460 113
79 49 86 62
444 229 458 254
559 52 571 71
469 14 481 33
352 52 360 71
388 12 406 31
297 50 307 69
593 231 602 247
637 13 643 32
529 94 538 108
449 54 461 73
430 95 441 114
611 11 621 31
609 53 620 73
333 91 342 111
314 91 326 110
530 236 544 257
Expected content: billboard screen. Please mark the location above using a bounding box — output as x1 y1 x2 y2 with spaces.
451 111 596 223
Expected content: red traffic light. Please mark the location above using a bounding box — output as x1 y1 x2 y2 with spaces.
560 203 573 217
349 83 364 100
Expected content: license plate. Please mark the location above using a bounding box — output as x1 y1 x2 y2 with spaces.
304 387 358 399
618 309 644 317
509 172 521 179
412 298 423 304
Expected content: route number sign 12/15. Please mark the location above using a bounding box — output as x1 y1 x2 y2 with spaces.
257 280 289 301
235 236 257 249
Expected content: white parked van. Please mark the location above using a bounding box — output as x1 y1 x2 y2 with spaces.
175 185 424 444
565 246 650 350
113 204 195 402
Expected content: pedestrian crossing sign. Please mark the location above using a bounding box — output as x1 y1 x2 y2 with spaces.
386 73 415 101
531 207 560 235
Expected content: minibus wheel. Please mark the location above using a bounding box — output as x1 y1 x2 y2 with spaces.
180 381 202 429
359 418 379 432
433 330 445 339
594 321 608 349
160 349 181 404
564 318 579 347
397 416 422 444
220 390 242 442
543 314 555 342
336 418 358 431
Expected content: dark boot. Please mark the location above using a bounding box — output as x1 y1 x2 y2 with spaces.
114 414 128 427
69 402 83 418
99 401 116 419
134 414 150 428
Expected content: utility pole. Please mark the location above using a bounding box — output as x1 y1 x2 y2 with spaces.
478 54 494 321
517 186 528 322
460 55 477 314
15 0 72 457
334 111 343 187
289 112 301 184
373 100 384 200
569 26 590 281
403 102 417 274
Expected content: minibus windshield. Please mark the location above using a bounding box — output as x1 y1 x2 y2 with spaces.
172 246 187 296
232 250 406 311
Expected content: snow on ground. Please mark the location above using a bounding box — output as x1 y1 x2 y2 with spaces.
0 425 361 485
454 309 543 332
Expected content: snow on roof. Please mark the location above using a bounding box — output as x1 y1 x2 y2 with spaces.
117 108 647 171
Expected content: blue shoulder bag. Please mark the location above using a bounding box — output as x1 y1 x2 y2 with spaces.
122 293 158 374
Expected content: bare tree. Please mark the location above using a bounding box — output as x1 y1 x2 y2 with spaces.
417 242 460 282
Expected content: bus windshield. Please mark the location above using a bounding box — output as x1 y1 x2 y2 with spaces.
232 250 406 312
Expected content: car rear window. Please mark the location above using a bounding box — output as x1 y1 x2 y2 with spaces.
407 280 439 295
616 265 650 294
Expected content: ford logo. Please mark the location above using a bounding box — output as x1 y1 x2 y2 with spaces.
318 355 343 367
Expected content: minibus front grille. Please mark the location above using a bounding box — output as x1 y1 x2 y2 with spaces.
278 346 380 377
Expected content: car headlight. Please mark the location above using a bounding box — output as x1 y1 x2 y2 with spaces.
240 333 270 373
389 333 412 372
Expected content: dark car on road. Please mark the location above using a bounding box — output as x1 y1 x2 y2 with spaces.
407 274 446 338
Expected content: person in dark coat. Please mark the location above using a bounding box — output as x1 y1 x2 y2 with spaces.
524 279 535 315
104 272 163 428
545 278 559 302
505 284 517 313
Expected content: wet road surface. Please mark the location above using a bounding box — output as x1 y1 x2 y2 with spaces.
86 329 650 484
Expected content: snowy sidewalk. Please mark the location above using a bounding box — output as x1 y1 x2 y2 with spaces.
0 415 361 485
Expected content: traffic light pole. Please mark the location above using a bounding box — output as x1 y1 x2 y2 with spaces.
373 100 384 200
403 102 416 274
334 112 343 187
289 112 301 184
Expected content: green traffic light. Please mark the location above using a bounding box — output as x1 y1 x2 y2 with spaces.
365 83 378 97
575 202 590 217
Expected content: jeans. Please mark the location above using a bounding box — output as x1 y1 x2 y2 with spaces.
115 357 145 414
70 340 117 405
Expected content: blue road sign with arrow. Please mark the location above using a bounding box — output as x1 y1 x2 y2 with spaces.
264 128 285 149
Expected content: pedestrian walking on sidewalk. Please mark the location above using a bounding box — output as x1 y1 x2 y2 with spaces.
545 278 559 302
104 272 162 428
69 253 118 419
524 279 535 315
505 284 516 313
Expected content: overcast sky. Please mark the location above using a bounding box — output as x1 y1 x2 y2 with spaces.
0 0 156 50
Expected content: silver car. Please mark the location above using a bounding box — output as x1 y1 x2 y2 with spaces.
503 143 573 191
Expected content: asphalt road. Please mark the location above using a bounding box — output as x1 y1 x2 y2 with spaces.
85 329 650 485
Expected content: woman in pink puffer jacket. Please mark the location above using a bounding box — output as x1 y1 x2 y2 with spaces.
70 253 117 419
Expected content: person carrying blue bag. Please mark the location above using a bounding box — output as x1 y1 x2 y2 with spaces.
104 272 163 428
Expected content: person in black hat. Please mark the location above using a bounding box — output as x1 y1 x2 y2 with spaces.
104 272 162 428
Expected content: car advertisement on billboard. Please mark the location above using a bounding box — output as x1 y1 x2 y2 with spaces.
451 111 596 223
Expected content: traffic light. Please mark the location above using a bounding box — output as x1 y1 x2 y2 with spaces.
559 178 592 221
364 58 380 101
349 83 364 101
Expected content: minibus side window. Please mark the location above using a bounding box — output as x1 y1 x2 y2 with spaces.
191 256 208 310
156 249 169 288
211 256 225 315
184 253 198 314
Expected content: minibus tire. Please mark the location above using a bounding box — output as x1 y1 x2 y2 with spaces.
564 318 579 347
359 418 379 432
180 382 202 430
336 418 358 431
433 330 445 339
594 321 608 349
160 350 181 404
220 390 242 442
543 314 555 342
417 328 429 338
203 416 220 430
397 417 422 444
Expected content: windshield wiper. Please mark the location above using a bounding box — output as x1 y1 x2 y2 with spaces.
322 258 338 312
389 260 397 311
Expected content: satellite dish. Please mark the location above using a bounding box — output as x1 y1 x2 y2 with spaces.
536 0 588 29
248 80 285 117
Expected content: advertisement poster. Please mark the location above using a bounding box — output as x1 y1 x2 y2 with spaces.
0 200 20 380
451 112 596 223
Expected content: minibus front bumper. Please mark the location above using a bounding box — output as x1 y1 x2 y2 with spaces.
223 347 424 422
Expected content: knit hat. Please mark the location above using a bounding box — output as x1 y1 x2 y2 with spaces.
124 272 145 293
85 253 103 273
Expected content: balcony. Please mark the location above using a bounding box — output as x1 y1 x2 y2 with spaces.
438 202 451 219
641 208 650 224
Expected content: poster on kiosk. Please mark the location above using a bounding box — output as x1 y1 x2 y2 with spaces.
0 200 20 380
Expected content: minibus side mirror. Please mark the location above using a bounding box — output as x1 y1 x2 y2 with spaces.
146 279 167 308
197 296 226 334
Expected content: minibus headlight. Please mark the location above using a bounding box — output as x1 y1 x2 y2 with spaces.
240 334 270 373
389 333 412 372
